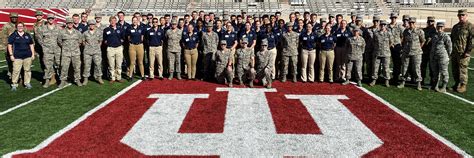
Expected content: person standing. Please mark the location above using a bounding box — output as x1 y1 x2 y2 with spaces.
421 16 437 86
398 17 425 90
126 17 146 81
370 20 393 87
36 14 61 88
147 18 165 80
2 13 19 82
430 22 452 93
103 16 125 83
280 22 299 83
181 24 200 80
450 9 473 93
388 13 405 83
334 20 352 82
8 23 35 91
299 23 317 83
201 22 219 81
58 18 83 88
82 20 104 85
166 19 183 80
343 27 365 87
318 25 336 83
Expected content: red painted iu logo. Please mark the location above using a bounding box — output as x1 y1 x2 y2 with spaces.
6 80 469 157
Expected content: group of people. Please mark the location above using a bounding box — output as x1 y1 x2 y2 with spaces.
2 9 471 92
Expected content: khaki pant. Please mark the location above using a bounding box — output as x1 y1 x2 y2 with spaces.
128 44 145 77
149 46 163 78
319 50 335 82
107 46 124 81
335 47 347 81
300 49 316 82
451 53 471 85
11 57 32 87
268 48 278 79
184 48 199 79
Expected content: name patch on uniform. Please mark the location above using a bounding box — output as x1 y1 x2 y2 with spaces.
106 31 111 35
131 30 136 33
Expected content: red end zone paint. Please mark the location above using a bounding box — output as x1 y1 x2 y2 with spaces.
12 80 462 157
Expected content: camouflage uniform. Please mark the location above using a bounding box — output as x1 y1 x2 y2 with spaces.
421 17 437 85
58 27 83 85
345 31 365 84
165 25 183 79
372 25 393 84
399 17 425 89
388 17 405 81
363 17 379 77
281 30 299 81
83 20 103 81
2 15 17 79
235 45 255 84
255 40 273 88
36 23 61 81
215 42 234 85
430 23 452 92
450 9 473 92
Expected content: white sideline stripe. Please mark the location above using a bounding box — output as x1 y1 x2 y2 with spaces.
0 84 71 116
0 60 6 63
357 86 472 158
0 65 7 68
444 92 474 105
2 80 142 158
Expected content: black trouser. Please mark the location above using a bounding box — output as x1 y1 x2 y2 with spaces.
421 49 433 85
391 44 402 82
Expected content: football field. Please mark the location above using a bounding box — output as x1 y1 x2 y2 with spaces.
0 52 473 157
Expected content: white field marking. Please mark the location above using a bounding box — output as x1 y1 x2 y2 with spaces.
444 92 474 105
468 67 474 70
45 9 66 20
57 8 69 15
121 88 383 157
2 80 142 158
0 11 36 20
357 86 472 158
0 83 71 116
0 60 6 63
0 65 7 68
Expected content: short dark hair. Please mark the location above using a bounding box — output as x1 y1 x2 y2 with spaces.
117 11 125 16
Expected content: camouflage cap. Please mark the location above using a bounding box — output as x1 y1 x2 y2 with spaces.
436 22 445 27
35 11 43 16
87 19 96 25
66 17 74 24
10 12 18 18
95 13 102 18
285 22 293 27
373 15 380 21
353 27 361 32
458 9 468 15
206 22 214 27
261 39 268 46
320 17 327 22
171 19 178 24
427 16 435 21
47 13 55 19
356 15 363 21
390 12 398 18
402 14 410 20
380 20 388 25
350 12 356 16
241 38 248 44
409 17 417 23
328 14 335 18
220 40 227 45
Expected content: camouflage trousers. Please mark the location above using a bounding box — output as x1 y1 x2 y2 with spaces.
215 65 234 84
346 59 363 81
281 55 298 79
42 47 61 79
451 52 471 85
430 55 449 85
236 65 255 83
60 55 81 82
168 51 181 74
83 53 103 79
256 67 272 86
372 56 391 80
268 48 277 79
401 54 422 82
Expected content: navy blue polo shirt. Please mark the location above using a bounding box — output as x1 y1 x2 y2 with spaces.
334 28 352 47
239 30 256 47
221 31 237 48
319 34 336 50
147 27 165 46
273 28 285 40
76 23 88 33
214 28 226 40
103 26 124 47
300 31 318 50
181 32 199 49
118 21 131 30
263 32 277 50
127 25 145 44
8 31 33 59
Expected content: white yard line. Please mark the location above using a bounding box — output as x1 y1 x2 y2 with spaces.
0 84 71 116
0 60 6 63
2 80 142 158
444 92 474 105
357 86 472 157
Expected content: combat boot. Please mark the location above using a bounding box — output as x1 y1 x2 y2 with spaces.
266 82 272 89
176 73 182 80
342 80 350 85
369 80 376 86
97 78 104 84
417 82 422 91
238 77 243 85
458 83 467 93
439 82 447 93
397 81 405 88
168 73 173 80
229 82 233 87
82 78 89 86
50 74 57 85
434 82 440 92
357 81 362 87
43 79 50 88
385 80 390 87
281 76 287 83
249 81 254 88
58 81 67 88
76 80 83 87
292 75 297 83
